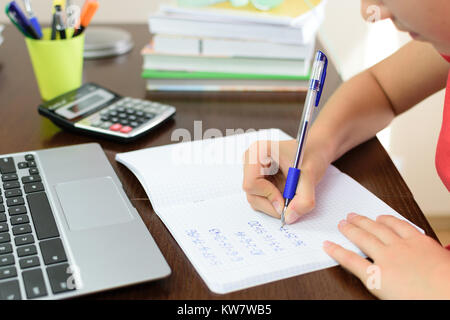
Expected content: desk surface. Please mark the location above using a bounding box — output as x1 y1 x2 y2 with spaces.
0 24 437 300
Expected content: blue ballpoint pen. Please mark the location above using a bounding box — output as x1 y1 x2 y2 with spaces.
22 0 43 39
281 50 328 226
7 1 40 39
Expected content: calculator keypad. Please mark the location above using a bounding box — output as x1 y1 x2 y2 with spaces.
77 98 174 136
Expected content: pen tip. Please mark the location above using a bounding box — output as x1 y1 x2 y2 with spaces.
281 206 287 227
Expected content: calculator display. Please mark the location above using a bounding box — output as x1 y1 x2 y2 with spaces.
68 93 106 114
40 85 118 121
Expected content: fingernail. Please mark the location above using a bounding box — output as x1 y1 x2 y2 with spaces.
272 201 281 215
347 213 358 220
323 240 333 248
286 211 300 224
338 219 348 227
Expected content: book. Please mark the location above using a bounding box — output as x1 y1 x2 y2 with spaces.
145 78 309 92
162 0 326 27
148 13 321 45
116 128 420 294
152 34 316 60
142 45 310 76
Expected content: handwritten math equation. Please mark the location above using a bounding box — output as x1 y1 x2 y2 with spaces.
186 220 305 266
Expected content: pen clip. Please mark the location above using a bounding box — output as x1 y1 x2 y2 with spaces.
315 51 328 107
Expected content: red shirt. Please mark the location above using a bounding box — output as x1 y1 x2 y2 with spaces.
436 55 450 191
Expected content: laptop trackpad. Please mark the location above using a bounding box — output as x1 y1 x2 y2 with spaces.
55 177 134 231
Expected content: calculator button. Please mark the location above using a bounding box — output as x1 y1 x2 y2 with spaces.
129 121 140 128
100 122 112 129
109 124 122 131
120 126 133 134
110 117 119 123
117 107 125 113
109 110 118 117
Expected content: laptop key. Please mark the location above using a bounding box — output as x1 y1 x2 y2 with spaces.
0 254 14 267
26 192 59 240
6 196 24 207
22 268 47 299
40 238 67 265
2 173 18 182
0 233 10 244
5 189 22 198
0 243 12 254
24 182 44 194
18 162 28 169
0 222 8 233
3 181 20 190
0 213 5 222
14 234 34 246
22 175 41 184
0 204 4 212
8 205 27 215
25 154 34 162
0 157 16 174
0 266 17 280
47 263 75 294
19 256 40 269
27 161 37 168
10 214 29 225
12 224 32 236
0 279 21 300
17 244 37 257
29 168 39 175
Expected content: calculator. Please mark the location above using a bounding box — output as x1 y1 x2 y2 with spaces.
38 83 176 142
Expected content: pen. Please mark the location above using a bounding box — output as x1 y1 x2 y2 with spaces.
22 0 42 39
73 0 99 37
7 1 40 39
55 5 66 40
280 50 328 226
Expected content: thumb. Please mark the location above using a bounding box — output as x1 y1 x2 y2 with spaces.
284 170 316 224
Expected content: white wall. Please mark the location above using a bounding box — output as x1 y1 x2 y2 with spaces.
0 0 171 24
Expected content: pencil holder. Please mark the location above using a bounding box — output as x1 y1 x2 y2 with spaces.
25 28 85 101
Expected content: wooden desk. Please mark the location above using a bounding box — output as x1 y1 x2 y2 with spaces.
0 24 437 300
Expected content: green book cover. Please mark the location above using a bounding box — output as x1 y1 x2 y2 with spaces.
141 69 311 81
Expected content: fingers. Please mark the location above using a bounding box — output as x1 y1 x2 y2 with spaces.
243 141 284 216
323 240 372 283
246 194 281 218
285 170 316 224
376 215 421 239
338 219 384 258
347 213 399 245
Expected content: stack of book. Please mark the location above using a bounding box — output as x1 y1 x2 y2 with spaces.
143 0 326 92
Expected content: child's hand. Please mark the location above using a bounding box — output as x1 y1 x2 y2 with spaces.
242 139 330 224
323 213 450 299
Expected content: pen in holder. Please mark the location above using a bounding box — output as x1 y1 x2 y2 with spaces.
25 28 84 101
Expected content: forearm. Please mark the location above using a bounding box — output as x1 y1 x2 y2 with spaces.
308 69 396 163
306 41 449 165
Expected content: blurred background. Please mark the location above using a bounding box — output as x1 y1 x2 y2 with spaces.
1 0 448 242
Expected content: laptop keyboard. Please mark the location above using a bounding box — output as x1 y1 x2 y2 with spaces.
0 154 74 300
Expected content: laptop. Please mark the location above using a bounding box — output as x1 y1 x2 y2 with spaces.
0 143 171 300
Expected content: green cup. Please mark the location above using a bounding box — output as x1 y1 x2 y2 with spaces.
25 28 85 101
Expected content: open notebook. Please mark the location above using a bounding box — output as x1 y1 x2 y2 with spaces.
116 129 414 294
